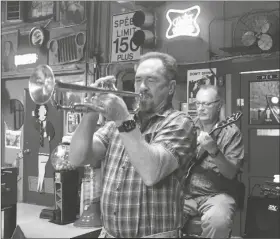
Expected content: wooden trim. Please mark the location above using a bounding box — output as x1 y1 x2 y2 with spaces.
225 74 232 117
54 1 60 22
1 19 53 35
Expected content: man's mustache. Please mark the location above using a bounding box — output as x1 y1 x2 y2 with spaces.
139 92 152 99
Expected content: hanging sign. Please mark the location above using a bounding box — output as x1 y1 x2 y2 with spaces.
111 12 141 62
166 5 200 39
256 74 279 80
5 129 21 149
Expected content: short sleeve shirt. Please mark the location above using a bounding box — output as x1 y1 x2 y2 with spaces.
94 107 197 238
186 117 244 197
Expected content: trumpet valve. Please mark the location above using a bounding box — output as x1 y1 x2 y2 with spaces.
73 103 93 113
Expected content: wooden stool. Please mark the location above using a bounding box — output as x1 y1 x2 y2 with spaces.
182 215 233 238
182 215 203 238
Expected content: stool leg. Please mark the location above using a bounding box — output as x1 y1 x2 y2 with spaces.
228 229 232 238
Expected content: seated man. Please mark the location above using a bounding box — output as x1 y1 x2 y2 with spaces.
183 84 244 238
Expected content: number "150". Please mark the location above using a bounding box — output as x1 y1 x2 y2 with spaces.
113 37 139 53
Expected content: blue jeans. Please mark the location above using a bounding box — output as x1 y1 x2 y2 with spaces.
184 193 236 238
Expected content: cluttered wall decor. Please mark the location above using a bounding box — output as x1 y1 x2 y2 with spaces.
32 104 55 192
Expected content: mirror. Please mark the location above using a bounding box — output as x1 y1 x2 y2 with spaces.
4 99 25 130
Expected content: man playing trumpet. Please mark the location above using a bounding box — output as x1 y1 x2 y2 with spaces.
69 52 197 238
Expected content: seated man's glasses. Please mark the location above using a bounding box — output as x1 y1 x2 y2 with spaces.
195 99 220 108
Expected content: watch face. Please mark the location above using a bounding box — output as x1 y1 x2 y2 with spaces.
30 27 45 47
119 120 137 132
123 120 136 132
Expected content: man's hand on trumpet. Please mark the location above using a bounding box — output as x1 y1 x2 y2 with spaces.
93 93 130 124
93 75 118 91
86 75 118 99
83 76 130 124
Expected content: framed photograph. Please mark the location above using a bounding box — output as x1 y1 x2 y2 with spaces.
25 1 55 22
5 129 21 149
59 1 86 25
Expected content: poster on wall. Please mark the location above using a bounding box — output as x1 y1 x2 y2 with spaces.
64 81 84 136
187 68 217 117
66 112 82 135
111 12 141 62
5 129 21 149
56 75 85 136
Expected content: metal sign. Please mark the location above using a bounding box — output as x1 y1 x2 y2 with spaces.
257 129 280 136
165 6 200 39
111 12 141 62
256 74 279 80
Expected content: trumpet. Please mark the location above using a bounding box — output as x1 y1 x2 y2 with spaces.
29 65 140 113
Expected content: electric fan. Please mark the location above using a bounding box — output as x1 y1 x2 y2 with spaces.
233 10 279 52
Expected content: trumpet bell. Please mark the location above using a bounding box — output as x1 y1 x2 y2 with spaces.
28 64 140 113
29 65 56 105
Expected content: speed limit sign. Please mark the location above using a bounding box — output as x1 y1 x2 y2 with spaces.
111 12 141 62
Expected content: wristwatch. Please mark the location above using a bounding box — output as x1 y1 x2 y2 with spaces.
118 119 137 133
209 148 220 158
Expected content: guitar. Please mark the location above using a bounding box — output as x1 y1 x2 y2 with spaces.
182 111 243 184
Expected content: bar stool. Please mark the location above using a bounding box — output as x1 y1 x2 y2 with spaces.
182 215 233 238
182 215 204 238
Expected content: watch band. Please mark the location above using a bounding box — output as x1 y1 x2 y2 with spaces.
118 119 136 133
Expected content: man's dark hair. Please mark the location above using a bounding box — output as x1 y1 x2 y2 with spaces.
134 52 178 82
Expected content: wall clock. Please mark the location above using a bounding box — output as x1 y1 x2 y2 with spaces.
29 27 45 48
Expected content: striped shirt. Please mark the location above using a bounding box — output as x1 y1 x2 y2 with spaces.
94 107 197 238
185 117 244 198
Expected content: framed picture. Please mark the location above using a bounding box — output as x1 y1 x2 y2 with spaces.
5 129 21 149
25 1 55 22
187 68 217 111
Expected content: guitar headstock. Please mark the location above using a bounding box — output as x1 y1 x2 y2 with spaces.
211 111 243 134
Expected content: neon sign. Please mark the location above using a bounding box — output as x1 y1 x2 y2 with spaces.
166 6 200 39
15 53 38 66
